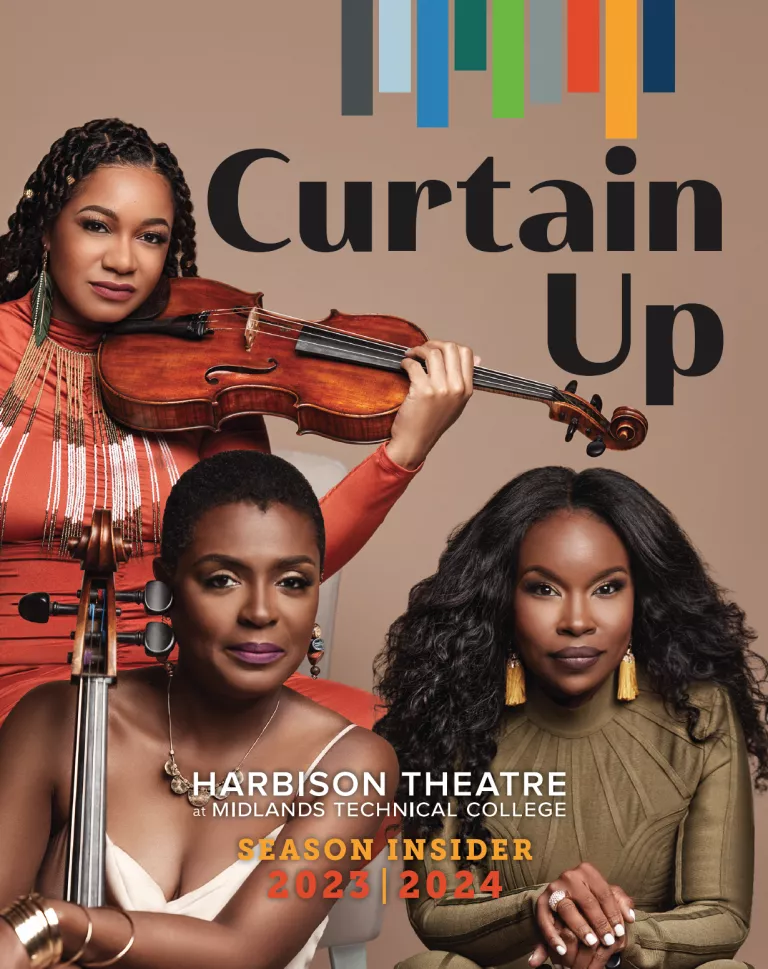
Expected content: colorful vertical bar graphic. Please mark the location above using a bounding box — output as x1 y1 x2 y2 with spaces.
492 0 525 118
417 0 449 127
530 0 562 103
380 0 412 93
455 0 487 71
567 0 600 93
643 0 675 92
606 0 637 138
341 0 373 115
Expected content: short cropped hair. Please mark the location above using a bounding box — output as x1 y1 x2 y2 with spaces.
160 450 325 572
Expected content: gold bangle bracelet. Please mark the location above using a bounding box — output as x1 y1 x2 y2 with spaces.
59 903 94 967
0 894 63 969
80 908 135 968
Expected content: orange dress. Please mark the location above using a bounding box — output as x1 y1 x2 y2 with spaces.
0 294 418 728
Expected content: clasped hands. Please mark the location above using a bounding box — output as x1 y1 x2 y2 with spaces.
530 862 635 969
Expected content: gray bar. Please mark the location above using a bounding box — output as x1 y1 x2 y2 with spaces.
342 0 374 115
530 0 563 104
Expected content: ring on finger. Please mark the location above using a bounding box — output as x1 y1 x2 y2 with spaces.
548 889 568 913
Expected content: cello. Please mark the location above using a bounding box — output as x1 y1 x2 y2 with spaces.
97 278 648 458
17 511 174 906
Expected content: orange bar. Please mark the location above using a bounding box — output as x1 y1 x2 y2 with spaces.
606 0 637 139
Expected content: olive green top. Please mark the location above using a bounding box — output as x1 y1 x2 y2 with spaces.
405 673 754 969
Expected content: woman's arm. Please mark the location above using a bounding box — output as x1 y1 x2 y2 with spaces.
198 341 475 581
404 818 547 966
618 686 753 969
0 728 399 969
0 684 62 904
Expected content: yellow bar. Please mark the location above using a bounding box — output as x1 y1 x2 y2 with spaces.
606 0 637 139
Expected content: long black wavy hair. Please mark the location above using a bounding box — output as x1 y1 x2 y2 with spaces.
374 466 768 844
0 118 198 303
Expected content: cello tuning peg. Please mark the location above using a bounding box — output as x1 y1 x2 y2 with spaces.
115 580 173 615
117 622 175 659
586 435 606 458
565 380 578 394
565 416 579 442
144 580 173 615
589 394 603 412
143 621 176 660
18 592 79 622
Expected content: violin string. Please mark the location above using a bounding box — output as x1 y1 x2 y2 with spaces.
183 305 558 395
198 313 557 397
202 321 556 401
210 320 557 400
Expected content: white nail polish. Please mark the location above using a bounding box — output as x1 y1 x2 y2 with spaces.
614 923 625 937
603 933 615 946
586 933 598 946
628 909 636 921
556 945 567 956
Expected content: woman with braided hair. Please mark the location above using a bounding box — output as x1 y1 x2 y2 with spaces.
0 117 476 727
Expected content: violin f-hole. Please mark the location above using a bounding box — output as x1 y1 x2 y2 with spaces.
204 359 279 385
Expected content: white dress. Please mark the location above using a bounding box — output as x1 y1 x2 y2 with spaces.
105 723 357 969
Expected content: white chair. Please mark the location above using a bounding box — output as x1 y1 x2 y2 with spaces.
274 450 389 969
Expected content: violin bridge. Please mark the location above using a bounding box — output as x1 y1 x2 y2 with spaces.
244 307 260 352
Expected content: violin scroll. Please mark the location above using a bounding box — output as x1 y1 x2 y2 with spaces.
548 384 648 456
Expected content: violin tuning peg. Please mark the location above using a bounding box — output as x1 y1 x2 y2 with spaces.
586 435 606 458
589 394 603 412
565 417 579 443
565 380 578 394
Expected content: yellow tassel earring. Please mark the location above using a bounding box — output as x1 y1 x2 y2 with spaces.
505 654 526 706
617 642 638 702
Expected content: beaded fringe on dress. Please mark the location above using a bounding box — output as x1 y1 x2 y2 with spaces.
0 331 179 553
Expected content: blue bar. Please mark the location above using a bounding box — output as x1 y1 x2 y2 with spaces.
417 0 449 127
380 0 412 92
643 0 675 92
530 0 562 103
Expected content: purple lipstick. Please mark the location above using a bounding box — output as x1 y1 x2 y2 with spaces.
226 642 285 665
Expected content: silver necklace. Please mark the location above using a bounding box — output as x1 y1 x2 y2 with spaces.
162 667 281 808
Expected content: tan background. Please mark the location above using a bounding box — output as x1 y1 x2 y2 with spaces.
2 1 765 964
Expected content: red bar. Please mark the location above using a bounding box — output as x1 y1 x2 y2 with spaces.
568 0 600 92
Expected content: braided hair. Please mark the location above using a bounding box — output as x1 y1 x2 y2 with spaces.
0 118 198 303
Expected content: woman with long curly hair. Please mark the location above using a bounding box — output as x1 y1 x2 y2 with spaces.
0 117 475 727
375 467 765 969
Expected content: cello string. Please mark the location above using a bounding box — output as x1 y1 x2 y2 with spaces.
202 323 557 401
183 305 559 394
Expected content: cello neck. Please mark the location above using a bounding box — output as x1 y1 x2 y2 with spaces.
295 325 561 403
66 677 109 906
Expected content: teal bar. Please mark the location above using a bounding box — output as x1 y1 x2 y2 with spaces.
455 0 487 71
492 0 525 118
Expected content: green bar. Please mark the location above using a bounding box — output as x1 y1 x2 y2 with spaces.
455 0 487 70
492 0 525 118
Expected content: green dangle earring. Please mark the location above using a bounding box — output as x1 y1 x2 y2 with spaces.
31 249 52 346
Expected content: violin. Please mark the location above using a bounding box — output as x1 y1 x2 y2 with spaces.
98 277 648 457
17 512 174 906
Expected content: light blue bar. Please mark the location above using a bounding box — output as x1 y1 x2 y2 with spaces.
417 0 449 127
380 0 412 92
530 0 562 103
